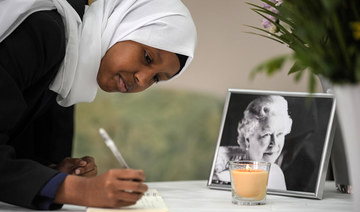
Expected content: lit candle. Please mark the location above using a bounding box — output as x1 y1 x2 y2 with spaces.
231 165 269 201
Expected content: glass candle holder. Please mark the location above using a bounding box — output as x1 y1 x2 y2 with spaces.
228 160 271 205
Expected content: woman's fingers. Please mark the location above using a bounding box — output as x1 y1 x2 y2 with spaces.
81 156 95 166
109 169 146 182
73 166 97 176
76 156 98 177
57 156 98 177
111 190 145 203
111 179 148 193
57 157 79 173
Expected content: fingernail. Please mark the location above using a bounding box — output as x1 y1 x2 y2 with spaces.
75 169 81 175
80 161 87 166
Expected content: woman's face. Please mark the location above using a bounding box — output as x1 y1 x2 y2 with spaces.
247 115 288 163
97 40 180 93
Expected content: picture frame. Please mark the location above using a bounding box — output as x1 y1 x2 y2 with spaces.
207 89 336 199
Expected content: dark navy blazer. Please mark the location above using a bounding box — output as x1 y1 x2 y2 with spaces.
0 0 86 209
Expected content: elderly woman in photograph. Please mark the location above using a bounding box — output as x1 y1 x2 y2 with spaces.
214 95 292 190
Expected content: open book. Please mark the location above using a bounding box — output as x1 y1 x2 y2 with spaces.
87 189 168 212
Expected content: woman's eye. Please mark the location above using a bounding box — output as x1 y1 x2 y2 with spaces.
144 50 152 64
260 133 270 139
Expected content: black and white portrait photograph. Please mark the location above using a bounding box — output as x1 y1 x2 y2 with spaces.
208 89 336 199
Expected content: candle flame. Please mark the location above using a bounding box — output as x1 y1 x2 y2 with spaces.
246 164 252 172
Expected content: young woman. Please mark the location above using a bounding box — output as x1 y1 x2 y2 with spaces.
0 0 196 209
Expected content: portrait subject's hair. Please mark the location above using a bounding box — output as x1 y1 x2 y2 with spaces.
237 95 293 149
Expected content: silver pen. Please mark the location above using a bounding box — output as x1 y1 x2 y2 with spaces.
99 128 129 169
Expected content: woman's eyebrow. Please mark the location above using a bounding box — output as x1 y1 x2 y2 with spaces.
155 48 162 61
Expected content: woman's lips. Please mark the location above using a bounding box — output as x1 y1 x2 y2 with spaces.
264 150 278 156
117 75 128 92
264 152 273 156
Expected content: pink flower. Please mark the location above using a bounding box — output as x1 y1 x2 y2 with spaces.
261 0 283 31
263 0 281 8
275 0 283 6
262 18 272 28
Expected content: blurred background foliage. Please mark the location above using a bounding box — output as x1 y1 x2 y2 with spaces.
72 88 224 182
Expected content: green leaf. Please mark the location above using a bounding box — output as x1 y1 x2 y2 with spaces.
251 7 295 28
243 26 286 44
288 61 307 74
308 71 318 93
251 10 305 49
250 55 289 79
294 69 304 82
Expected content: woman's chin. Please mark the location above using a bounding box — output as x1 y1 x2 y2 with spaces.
262 154 277 163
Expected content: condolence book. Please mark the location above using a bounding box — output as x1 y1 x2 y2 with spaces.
87 189 168 212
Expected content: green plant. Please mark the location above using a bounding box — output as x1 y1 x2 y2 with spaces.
247 0 360 91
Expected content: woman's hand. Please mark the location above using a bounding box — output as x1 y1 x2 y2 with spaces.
55 169 148 208
55 156 97 177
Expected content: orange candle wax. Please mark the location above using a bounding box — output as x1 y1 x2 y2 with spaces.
231 168 269 201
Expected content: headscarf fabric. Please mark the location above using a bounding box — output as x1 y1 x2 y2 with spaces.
0 0 197 106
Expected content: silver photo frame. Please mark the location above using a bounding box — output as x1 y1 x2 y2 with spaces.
207 89 336 199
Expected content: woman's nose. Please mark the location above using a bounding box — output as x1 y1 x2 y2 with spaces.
269 134 276 147
134 68 156 88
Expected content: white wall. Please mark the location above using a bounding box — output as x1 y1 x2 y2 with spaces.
158 0 322 98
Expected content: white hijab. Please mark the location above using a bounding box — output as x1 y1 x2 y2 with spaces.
0 0 197 106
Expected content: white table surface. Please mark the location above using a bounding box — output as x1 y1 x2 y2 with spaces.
0 180 352 211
